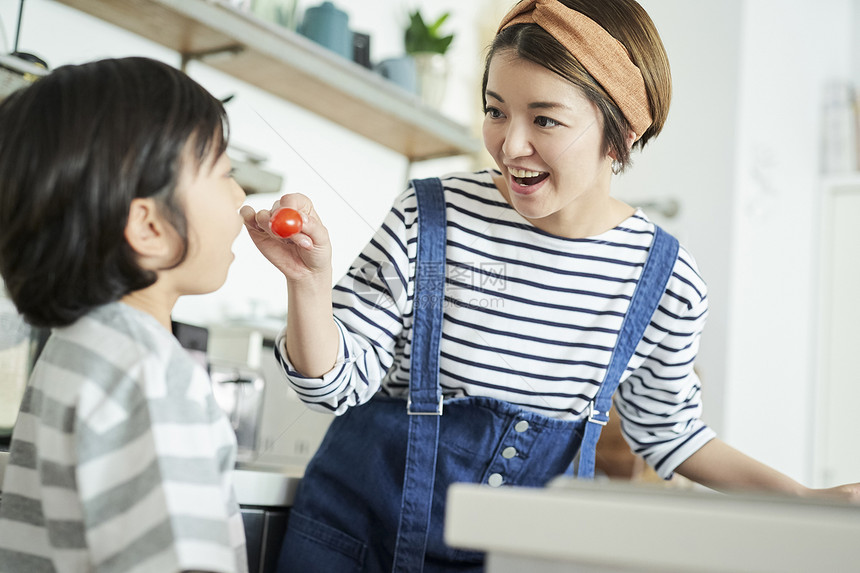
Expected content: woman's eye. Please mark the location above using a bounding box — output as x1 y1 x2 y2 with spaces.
535 116 560 128
485 106 504 119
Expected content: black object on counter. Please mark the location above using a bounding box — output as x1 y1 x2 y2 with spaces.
171 320 209 371
353 31 371 68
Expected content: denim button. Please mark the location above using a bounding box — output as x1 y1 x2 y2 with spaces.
488 473 504 487
514 420 529 432
502 447 517 459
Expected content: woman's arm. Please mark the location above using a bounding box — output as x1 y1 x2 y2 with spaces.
241 193 339 377
243 188 416 408
283 271 338 378
675 438 860 502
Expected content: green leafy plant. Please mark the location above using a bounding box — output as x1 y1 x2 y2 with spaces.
404 10 454 55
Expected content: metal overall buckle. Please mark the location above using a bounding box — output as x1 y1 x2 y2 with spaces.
587 402 609 426
407 395 444 416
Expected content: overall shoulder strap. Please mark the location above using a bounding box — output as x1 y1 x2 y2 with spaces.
407 177 447 414
577 225 680 479
392 177 446 573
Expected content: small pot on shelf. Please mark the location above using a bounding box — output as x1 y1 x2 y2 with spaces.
411 51 448 110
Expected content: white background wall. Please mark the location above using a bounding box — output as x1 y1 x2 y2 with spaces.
619 0 857 484
726 0 855 485
1 0 857 486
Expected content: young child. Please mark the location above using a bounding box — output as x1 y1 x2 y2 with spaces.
0 57 249 573
244 1 860 571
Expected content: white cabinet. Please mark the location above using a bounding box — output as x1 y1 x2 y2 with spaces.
814 175 860 486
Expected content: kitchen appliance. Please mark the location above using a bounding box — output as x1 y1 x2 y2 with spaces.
173 321 267 463
207 321 332 470
0 53 48 100
210 360 266 462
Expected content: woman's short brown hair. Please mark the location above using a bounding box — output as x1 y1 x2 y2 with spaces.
483 0 671 171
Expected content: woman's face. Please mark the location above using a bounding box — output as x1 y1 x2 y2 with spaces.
483 50 614 235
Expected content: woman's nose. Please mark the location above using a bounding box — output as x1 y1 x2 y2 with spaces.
501 121 533 159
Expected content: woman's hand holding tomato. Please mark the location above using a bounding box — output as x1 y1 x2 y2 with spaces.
242 194 339 379
240 193 332 283
270 208 303 238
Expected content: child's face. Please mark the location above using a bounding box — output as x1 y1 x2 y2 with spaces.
482 50 611 233
172 147 245 295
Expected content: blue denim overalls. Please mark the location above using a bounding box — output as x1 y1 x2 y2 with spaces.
277 177 679 573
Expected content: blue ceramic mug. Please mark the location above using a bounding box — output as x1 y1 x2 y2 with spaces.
300 2 351 59
375 56 417 94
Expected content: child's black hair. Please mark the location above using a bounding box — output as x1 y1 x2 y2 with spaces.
0 57 229 327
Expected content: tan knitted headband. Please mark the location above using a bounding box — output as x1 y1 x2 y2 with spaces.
498 0 652 139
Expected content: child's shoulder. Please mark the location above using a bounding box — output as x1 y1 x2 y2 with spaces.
27 303 186 417
53 302 177 372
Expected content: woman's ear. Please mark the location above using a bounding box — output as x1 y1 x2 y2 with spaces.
625 129 637 150
609 130 638 160
125 198 174 267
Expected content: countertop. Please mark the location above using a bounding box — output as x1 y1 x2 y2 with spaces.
234 462 303 508
0 451 300 509
445 478 860 573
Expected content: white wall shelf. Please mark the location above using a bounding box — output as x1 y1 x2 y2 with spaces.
55 0 482 162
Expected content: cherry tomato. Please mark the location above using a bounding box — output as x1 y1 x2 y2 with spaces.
269 207 303 238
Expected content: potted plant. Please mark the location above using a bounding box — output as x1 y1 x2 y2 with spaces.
405 10 454 55
404 10 454 109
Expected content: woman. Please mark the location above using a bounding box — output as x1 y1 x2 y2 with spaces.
242 1 860 571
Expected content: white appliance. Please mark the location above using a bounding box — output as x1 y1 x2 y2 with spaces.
0 53 48 101
207 322 332 471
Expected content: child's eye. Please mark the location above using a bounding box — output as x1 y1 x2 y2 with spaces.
535 116 560 128
226 168 237 179
484 106 504 119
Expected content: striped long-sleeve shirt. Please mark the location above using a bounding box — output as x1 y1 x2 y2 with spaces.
0 302 248 573
277 170 716 478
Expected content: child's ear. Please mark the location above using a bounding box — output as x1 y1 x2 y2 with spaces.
125 198 174 266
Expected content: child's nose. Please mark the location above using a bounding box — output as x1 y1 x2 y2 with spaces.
233 180 247 204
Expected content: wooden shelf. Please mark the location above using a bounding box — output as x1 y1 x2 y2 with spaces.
55 0 481 161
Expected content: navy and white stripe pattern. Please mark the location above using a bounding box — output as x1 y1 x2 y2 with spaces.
277 170 715 478
0 302 248 573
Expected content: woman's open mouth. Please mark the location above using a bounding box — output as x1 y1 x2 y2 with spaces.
509 167 549 193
